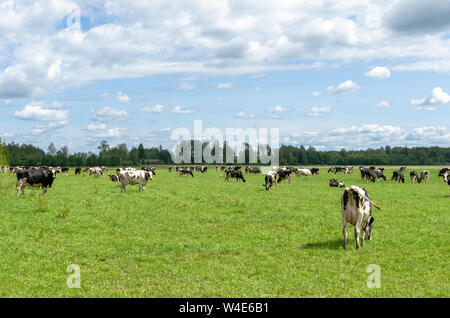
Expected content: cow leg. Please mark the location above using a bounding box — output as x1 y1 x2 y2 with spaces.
43 187 47 196
342 221 348 250
361 230 366 247
355 221 362 249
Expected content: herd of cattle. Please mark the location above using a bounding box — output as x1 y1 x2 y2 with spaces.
2 164 449 250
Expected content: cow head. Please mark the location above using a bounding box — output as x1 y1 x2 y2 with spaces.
363 217 374 240
145 171 153 180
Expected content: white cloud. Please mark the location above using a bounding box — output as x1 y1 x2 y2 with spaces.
217 82 233 89
93 107 129 122
96 128 126 138
171 106 196 114
268 105 290 113
141 104 165 113
411 87 450 106
14 101 69 122
236 112 255 119
86 123 107 131
365 66 391 79
312 91 320 96
304 107 331 117
375 100 390 108
325 80 359 95
116 91 130 103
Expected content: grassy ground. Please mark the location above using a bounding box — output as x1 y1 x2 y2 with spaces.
0 166 448 297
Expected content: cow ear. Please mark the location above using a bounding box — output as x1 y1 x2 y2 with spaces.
369 217 374 225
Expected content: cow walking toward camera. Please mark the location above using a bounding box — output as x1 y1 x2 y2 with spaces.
341 186 375 250
263 171 277 190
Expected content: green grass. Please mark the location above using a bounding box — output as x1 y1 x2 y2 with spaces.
0 166 448 297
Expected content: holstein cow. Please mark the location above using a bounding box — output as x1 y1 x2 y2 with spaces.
295 168 312 178
118 170 153 192
341 186 376 250
263 171 277 190
225 167 246 182
179 167 194 177
329 178 345 188
108 174 120 182
277 167 294 184
16 168 56 196
419 170 430 183
75 167 81 175
391 170 405 183
410 171 418 183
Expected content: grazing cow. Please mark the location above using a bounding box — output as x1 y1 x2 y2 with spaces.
341 186 375 250
330 178 345 187
179 167 194 177
168 166 173 172
75 167 81 175
310 168 319 175
108 174 120 182
277 167 293 184
392 170 405 183
295 168 312 178
419 170 430 183
60 167 69 176
263 171 277 190
88 167 104 176
225 168 246 182
410 171 418 183
118 170 153 192
16 168 56 196
438 168 449 178
245 166 261 174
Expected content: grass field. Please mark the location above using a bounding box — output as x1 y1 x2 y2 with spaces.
0 166 448 297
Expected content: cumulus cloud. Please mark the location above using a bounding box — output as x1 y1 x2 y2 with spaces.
284 124 450 149
2 0 450 100
116 91 130 103
411 86 450 106
93 107 129 122
14 101 69 122
171 106 196 114
325 80 359 95
141 104 165 113
304 107 331 117
375 100 390 108
365 66 391 79
384 0 450 33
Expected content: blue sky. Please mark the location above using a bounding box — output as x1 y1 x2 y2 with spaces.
1 0 450 153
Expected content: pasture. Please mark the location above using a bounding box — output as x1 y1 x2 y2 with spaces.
0 166 448 297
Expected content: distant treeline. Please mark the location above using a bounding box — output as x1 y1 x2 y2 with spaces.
3 139 450 166
0 139 9 166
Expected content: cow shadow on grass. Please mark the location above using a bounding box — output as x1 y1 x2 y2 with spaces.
302 239 342 250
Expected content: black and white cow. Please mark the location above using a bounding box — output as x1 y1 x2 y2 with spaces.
277 167 294 184
16 168 56 196
225 167 246 182
410 170 418 183
330 178 345 187
118 170 153 192
109 174 120 182
419 170 430 183
341 185 374 250
263 171 277 190
391 170 405 183
179 167 194 177
310 168 319 175
75 167 81 175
